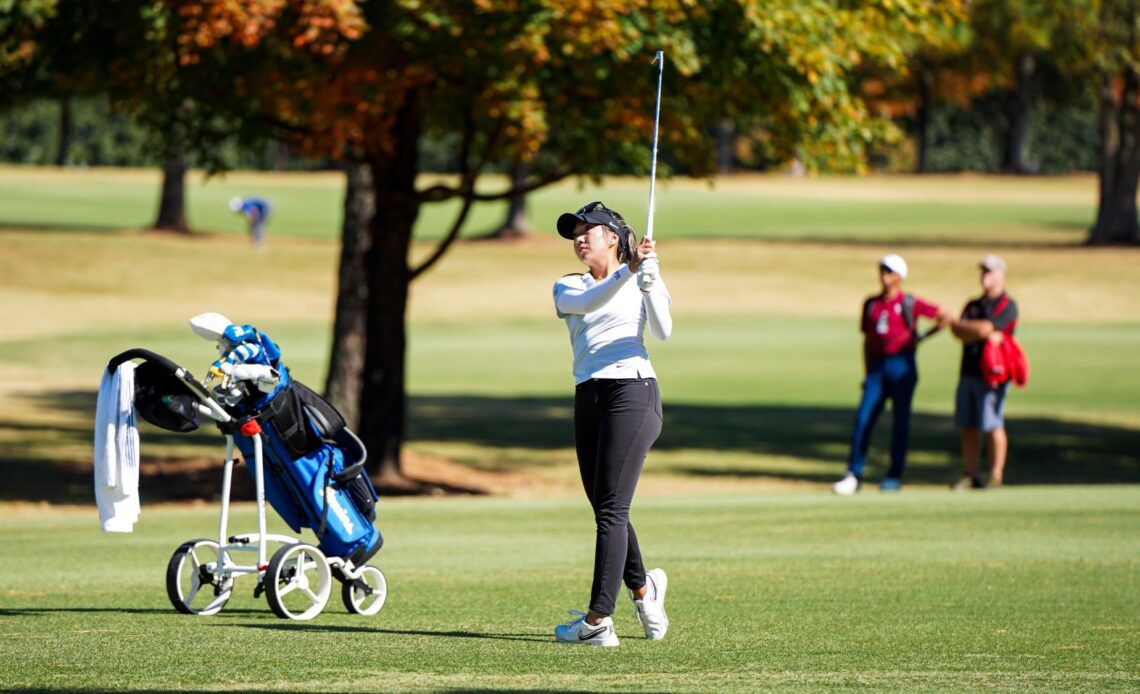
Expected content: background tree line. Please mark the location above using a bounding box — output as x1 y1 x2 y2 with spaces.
0 88 1103 175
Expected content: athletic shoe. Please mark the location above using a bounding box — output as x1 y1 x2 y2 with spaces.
879 477 901 492
629 568 669 640
554 610 619 647
832 473 860 496
951 475 986 491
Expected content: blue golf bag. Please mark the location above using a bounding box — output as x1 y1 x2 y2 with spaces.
212 327 382 567
225 371 382 567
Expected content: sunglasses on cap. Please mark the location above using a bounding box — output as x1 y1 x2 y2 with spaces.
576 200 625 222
558 200 628 239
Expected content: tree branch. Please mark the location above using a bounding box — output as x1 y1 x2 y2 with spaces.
418 166 570 203
410 111 479 280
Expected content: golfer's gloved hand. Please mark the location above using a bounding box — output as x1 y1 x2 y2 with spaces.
637 254 660 292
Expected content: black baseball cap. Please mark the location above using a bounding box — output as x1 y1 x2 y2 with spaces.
557 201 626 239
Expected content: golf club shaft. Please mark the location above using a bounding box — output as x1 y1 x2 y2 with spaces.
646 50 664 240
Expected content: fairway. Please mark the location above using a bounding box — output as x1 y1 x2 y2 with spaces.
1 168 1139 691
0 488 1137 691
0 166 1101 245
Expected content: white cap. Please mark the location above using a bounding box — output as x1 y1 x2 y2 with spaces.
189 312 233 342
228 196 243 213
980 254 1007 274
879 254 908 279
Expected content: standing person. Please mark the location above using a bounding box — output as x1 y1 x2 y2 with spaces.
833 254 948 495
550 201 672 648
950 254 1019 489
229 196 272 247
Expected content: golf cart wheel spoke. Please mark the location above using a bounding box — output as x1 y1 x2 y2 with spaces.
276 580 298 597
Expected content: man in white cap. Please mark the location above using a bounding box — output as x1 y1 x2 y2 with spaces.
833 254 948 495
950 254 1019 489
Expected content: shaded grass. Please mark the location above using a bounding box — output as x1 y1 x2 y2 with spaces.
0 489 1137 691
3 317 1138 503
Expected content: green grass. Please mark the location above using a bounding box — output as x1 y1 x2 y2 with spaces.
0 488 1137 691
1 167 1139 691
0 166 1100 244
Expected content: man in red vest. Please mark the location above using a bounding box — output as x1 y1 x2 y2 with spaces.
950 255 1019 489
833 254 948 495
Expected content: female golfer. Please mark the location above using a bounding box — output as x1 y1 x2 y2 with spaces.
551 201 672 647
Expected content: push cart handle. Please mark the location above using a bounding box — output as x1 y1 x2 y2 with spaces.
107 348 182 373
105 348 231 422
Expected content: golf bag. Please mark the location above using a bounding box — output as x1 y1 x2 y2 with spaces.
229 377 383 567
120 343 383 567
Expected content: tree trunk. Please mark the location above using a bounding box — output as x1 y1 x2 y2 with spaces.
715 119 735 174
1003 52 1036 174
1089 70 1140 245
356 93 427 485
153 157 190 233
325 163 375 428
56 96 71 167
915 67 932 174
485 160 531 238
273 140 291 171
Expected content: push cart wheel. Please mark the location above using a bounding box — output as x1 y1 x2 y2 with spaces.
265 543 331 621
166 539 233 616
341 565 388 616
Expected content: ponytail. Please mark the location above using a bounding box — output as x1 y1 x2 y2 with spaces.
610 216 638 265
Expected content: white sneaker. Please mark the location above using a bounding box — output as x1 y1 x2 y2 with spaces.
553 610 619 647
629 568 669 640
832 473 860 496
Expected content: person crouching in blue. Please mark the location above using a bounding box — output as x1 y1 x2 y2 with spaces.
833 254 948 495
229 196 272 247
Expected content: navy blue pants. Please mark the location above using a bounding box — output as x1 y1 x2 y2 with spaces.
847 353 918 480
574 378 662 616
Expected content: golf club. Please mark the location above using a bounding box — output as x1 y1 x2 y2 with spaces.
645 50 664 240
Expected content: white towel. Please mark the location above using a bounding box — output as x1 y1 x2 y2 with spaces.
93 362 140 532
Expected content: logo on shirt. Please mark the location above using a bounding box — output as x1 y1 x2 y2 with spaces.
876 311 889 335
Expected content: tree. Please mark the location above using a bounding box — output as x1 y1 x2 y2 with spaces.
0 0 197 232
153 156 190 232
1088 0 1140 244
97 0 965 484
966 1 1073 173
484 160 533 239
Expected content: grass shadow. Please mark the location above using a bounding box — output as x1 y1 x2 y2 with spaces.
226 622 550 642
0 221 132 234
5 389 1137 503
0 607 263 616
406 395 1140 486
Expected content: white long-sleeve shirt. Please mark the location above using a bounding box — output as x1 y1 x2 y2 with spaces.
553 264 672 385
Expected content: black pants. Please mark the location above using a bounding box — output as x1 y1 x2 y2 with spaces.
574 377 663 616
